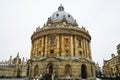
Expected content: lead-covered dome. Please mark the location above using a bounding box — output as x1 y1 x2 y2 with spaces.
49 5 78 25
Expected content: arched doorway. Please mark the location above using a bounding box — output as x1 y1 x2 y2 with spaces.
34 65 39 77
17 69 20 78
65 64 72 76
81 64 87 79
49 65 53 74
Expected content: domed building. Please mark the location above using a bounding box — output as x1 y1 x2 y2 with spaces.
27 5 96 80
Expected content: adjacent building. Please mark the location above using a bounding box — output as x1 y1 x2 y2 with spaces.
103 44 120 78
0 53 27 78
26 5 96 80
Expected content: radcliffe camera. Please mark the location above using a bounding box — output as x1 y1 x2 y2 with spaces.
0 1 120 80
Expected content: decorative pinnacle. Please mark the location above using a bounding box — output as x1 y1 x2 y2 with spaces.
58 4 64 11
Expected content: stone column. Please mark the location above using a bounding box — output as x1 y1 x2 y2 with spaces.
33 43 36 57
85 39 88 58
74 36 77 57
81 39 83 58
36 39 39 57
79 64 81 78
41 37 44 57
59 34 61 56
45 36 48 57
56 35 59 56
87 64 90 78
61 35 64 56
34 41 36 57
71 35 74 56
88 41 92 60
43 36 45 57
30 43 33 58
83 39 86 58
87 40 89 59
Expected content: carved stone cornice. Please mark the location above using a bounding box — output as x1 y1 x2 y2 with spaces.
31 27 91 41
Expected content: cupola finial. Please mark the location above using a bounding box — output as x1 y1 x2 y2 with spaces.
58 4 64 11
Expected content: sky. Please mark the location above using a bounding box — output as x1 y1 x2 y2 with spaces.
0 0 120 67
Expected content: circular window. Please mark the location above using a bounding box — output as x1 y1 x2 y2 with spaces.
56 13 59 17
68 15 70 17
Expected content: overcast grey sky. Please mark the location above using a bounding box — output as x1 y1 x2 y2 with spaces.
0 0 120 67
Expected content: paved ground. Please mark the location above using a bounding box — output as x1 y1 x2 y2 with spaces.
0 78 110 80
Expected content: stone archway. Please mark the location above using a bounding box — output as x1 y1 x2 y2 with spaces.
46 63 55 74
44 63 54 80
81 64 87 79
65 64 72 76
17 69 20 78
49 65 53 74
34 65 39 77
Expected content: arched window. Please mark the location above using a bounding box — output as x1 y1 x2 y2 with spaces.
34 65 39 77
47 63 54 74
49 65 53 74
81 64 87 79
65 64 72 76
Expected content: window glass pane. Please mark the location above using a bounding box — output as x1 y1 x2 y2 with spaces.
78 40 81 47
50 50 54 54
50 38 55 46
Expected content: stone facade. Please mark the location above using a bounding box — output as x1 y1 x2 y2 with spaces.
103 44 120 78
0 53 27 78
27 5 96 80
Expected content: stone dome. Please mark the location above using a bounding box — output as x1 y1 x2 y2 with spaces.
49 5 77 25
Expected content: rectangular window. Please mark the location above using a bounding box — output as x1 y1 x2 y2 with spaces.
40 40 42 47
65 38 69 46
65 38 69 43
50 50 54 54
78 40 81 47
79 51 82 57
50 38 55 46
